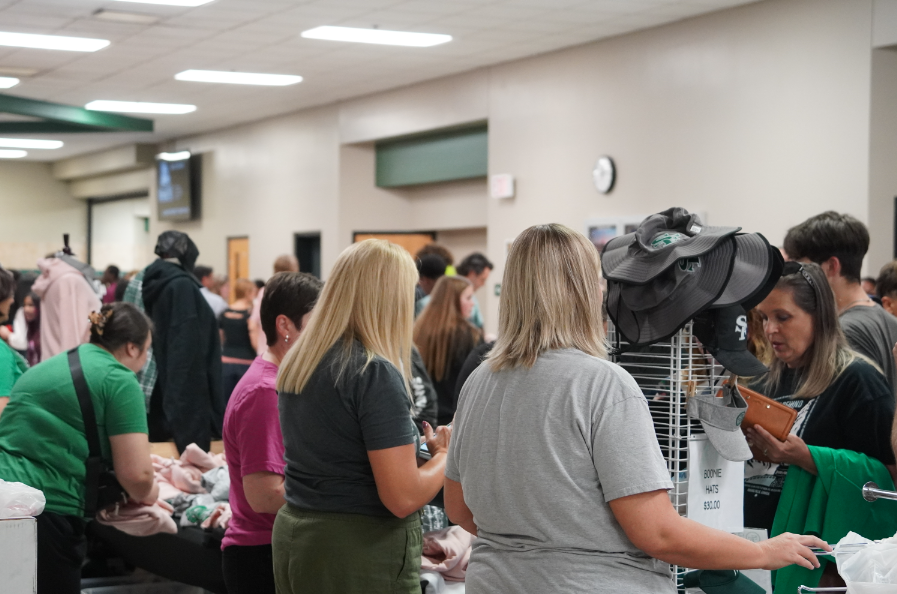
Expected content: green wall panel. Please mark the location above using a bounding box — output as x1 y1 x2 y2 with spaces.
375 125 487 188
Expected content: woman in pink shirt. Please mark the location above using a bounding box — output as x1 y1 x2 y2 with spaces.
221 271 323 594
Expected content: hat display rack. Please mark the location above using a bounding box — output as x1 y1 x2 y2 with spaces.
608 320 719 590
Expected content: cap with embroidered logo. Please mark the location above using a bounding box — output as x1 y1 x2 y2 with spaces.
692 304 769 377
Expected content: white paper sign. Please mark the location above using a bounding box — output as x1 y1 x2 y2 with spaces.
686 434 744 532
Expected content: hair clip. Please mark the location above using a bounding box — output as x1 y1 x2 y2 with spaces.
88 309 113 336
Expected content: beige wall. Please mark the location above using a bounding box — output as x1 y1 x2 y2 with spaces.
868 47 897 276
153 104 341 280
0 161 85 269
4 0 887 334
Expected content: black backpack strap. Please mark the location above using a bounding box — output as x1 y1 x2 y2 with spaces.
67 347 102 458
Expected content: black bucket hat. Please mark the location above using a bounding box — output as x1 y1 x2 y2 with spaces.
602 207 739 284
606 237 736 346
693 304 768 377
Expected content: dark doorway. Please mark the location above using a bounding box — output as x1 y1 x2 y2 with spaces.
295 233 321 278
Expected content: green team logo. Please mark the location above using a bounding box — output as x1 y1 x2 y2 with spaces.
651 232 686 248
735 412 746 427
678 257 701 273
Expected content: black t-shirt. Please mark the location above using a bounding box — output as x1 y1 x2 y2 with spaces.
433 327 483 426
219 308 256 360
744 359 896 532
279 340 419 517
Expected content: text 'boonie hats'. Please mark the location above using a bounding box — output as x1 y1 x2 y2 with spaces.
692 305 768 377
601 207 739 284
686 383 752 462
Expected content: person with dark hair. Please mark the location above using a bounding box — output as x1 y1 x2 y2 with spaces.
456 252 494 329
0 266 28 417
1 292 42 367
0 301 159 594
876 261 897 317
101 265 120 305
862 276 877 297
414 253 447 317
142 231 224 453
251 255 302 356
222 272 322 594
195 264 228 318
784 211 897 393
416 243 455 273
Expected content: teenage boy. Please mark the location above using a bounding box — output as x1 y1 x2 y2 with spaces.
456 252 494 329
784 211 897 394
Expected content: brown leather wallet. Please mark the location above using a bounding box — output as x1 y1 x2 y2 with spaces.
718 382 797 463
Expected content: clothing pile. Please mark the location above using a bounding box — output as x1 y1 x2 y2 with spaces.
152 443 231 530
601 207 783 376
420 526 473 593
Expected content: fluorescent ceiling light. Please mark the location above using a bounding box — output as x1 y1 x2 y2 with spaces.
0 76 19 89
301 26 451 47
0 149 27 159
175 69 302 86
157 151 190 161
93 9 160 25
113 0 215 6
0 138 63 149
86 100 196 114
0 31 110 52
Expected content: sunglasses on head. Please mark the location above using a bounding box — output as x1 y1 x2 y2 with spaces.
782 261 815 288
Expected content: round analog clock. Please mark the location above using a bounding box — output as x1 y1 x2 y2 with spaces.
593 156 616 194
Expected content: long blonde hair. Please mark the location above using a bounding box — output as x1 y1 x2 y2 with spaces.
488 223 607 371
277 239 419 396
414 276 480 382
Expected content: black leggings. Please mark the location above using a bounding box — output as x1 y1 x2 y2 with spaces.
36 512 86 594
222 543 276 594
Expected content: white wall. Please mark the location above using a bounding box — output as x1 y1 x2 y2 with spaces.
91 198 152 273
868 47 897 275
0 161 85 269
5 0 871 335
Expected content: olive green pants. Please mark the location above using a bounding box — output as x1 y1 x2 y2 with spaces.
272 504 422 594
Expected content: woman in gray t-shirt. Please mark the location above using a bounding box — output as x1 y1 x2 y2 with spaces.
444 223 829 594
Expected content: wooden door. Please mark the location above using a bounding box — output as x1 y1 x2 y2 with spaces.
353 232 434 257
227 237 249 304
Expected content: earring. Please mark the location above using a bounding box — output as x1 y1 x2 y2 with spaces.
285 334 289 343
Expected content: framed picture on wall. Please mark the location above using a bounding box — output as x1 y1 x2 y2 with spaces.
585 216 646 252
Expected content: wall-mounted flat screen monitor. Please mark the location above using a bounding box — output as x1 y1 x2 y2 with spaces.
157 151 201 221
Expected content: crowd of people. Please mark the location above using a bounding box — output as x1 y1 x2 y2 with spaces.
0 209 895 594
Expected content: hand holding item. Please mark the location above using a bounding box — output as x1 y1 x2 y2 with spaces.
422 421 453 457
744 425 816 473
757 532 830 570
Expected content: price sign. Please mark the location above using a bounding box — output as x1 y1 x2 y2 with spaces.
686 434 744 532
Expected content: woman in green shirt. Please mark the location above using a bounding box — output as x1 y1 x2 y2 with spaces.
0 301 159 594
0 265 28 416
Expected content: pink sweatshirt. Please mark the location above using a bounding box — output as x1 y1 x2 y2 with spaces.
31 258 102 361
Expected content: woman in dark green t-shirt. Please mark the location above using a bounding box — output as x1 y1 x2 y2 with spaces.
0 301 159 594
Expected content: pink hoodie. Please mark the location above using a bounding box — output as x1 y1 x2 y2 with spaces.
31 258 102 361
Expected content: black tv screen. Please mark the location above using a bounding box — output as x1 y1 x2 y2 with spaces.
157 152 200 221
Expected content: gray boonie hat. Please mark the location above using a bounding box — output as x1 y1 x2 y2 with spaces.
601 207 740 284
686 385 752 461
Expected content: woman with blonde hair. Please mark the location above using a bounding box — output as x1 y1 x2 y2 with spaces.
414 275 483 426
273 239 452 594
444 223 828 594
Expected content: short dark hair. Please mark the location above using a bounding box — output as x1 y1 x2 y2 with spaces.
457 252 494 277
261 272 323 346
783 211 869 283
193 265 213 282
89 302 153 353
417 254 446 280
0 266 14 302
415 243 454 266
104 265 120 279
877 262 897 299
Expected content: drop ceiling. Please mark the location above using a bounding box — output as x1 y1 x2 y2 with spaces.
0 0 760 161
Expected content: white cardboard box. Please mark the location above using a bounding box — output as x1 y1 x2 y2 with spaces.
0 517 37 594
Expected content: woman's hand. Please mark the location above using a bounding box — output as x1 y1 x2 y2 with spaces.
758 533 830 570
422 421 452 457
744 425 817 474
